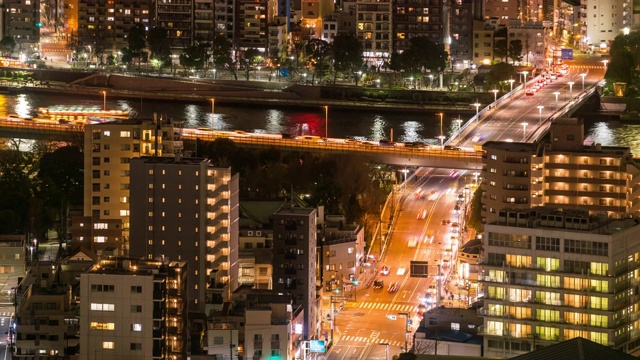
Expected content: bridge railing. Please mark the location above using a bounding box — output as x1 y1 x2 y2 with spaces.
527 84 598 143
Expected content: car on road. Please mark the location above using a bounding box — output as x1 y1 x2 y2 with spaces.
388 282 399 292
373 280 384 290
380 266 390 275
408 237 417 248
417 209 427 220
397 267 406 276
525 89 534 96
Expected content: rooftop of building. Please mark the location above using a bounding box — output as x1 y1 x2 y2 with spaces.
511 337 637 360
86 256 186 276
134 155 209 166
491 207 640 235
460 238 482 255
483 141 539 152
273 204 315 216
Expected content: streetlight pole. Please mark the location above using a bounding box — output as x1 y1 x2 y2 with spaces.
580 73 586 91
537 105 544 124
553 91 560 110
508 78 515 92
521 71 529 92
100 90 107 111
491 89 498 103
472 101 481 121
209 98 215 129
398 312 410 352
438 112 444 148
602 60 608 75
324 105 329 138
522 122 528 141
567 81 574 99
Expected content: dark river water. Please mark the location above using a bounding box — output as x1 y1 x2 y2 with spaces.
0 92 636 153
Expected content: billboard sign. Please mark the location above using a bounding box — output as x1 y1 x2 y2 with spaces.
410 261 430 278
561 48 574 60
309 340 326 353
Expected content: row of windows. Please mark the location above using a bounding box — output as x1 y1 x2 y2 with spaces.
488 235 608 257
91 322 142 331
102 341 143 350
90 284 144 293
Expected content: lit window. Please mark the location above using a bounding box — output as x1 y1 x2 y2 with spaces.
131 323 142 332
103 131 111 136
103 341 114 349
120 131 131 137
91 322 115 330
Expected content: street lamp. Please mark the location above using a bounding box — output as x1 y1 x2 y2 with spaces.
546 58 552 68
537 105 544 124
602 59 608 74
521 71 529 91
323 105 329 138
553 91 560 110
508 78 515 92
100 90 107 111
491 89 498 103
398 312 410 352
522 122 528 141
472 101 481 121
428 74 434 89
568 81 574 98
213 68 217 79
454 117 463 131
437 112 444 148
580 73 586 91
209 98 215 129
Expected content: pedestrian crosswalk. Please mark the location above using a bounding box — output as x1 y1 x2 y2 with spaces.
357 302 417 312
0 312 13 317
339 335 404 347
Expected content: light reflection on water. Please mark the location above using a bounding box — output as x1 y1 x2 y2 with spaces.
6 92 639 152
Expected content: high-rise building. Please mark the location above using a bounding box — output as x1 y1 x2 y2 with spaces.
507 20 546 67
5 0 41 51
484 0 519 24
481 118 640 224
580 0 633 52
79 257 188 360
236 0 279 50
214 0 236 42
479 207 640 357
357 0 391 67
153 0 215 48
76 0 151 54
79 119 182 255
271 205 318 339
392 0 443 52
449 0 481 70
129 156 239 314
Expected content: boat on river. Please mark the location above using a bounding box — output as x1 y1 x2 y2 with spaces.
36 105 133 124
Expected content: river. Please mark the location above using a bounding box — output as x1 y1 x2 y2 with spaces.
0 92 637 153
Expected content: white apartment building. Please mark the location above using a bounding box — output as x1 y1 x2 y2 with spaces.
321 216 365 293
507 20 546 67
479 207 640 357
81 118 182 255
580 0 633 52
356 0 392 67
79 258 188 360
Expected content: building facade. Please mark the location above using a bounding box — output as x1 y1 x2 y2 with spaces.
481 118 640 224
129 156 239 314
76 0 151 54
479 208 640 357
321 217 365 294
80 119 182 254
5 0 40 51
580 0 633 52
79 258 188 360
271 205 318 339
357 0 392 67
484 0 519 24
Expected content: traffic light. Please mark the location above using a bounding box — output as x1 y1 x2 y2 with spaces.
35 22 43 27
352 280 359 286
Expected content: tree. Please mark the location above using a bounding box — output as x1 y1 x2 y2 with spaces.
125 23 147 68
147 26 172 71
211 35 233 78
331 33 363 84
0 36 16 57
606 32 640 91
179 44 208 71
37 146 83 251
485 62 517 91
493 39 508 63
401 37 448 75
305 38 332 84
507 39 523 64
238 48 262 81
